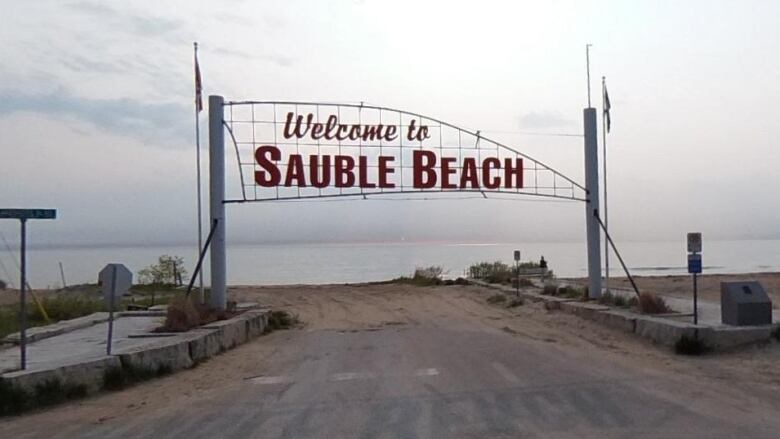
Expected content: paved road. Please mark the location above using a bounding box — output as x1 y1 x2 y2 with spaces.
5 284 780 438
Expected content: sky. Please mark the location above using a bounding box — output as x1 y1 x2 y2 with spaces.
1 0 779 251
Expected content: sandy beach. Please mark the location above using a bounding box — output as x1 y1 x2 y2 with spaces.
572 272 780 305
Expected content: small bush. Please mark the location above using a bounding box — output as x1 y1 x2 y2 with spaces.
454 277 469 285
542 284 559 296
637 292 671 314
487 294 507 304
163 295 201 332
469 261 513 284
598 292 630 308
675 335 709 355
267 310 298 331
506 298 525 308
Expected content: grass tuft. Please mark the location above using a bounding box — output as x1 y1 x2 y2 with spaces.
637 292 671 314
267 310 299 331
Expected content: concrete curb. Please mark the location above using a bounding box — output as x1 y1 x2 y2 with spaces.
1 310 271 397
3 312 110 345
469 278 777 350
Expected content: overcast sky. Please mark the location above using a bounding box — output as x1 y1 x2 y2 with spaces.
1 0 779 249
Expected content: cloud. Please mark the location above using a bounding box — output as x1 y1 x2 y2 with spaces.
211 47 295 67
67 1 182 38
0 89 189 145
518 111 573 129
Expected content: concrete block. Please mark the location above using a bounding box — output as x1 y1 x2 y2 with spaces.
2 356 120 394
188 329 223 363
700 325 774 349
203 315 249 350
246 310 270 338
597 309 637 333
559 302 610 321
117 338 193 372
634 316 710 346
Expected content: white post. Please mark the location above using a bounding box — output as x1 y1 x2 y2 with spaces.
209 95 227 310
583 108 602 299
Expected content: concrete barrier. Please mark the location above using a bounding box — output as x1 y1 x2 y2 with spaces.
1 356 121 394
634 316 712 346
559 302 610 321
117 337 194 372
701 325 777 350
596 309 637 333
187 329 223 364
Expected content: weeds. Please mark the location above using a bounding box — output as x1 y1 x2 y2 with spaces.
0 377 87 416
267 310 299 331
598 292 632 308
637 292 671 314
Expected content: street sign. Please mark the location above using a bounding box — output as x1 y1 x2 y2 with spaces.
99 263 133 306
514 250 521 261
688 253 702 274
687 232 702 253
0 209 56 220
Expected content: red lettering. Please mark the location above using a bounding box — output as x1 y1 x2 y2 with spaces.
504 158 523 189
440 157 457 189
460 157 479 189
378 156 395 188
334 155 355 187
482 158 501 189
284 154 306 187
309 155 331 188
413 150 437 188
358 156 375 188
254 146 281 186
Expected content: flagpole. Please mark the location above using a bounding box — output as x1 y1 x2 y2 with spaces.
602 76 610 294
586 44 593 107
194 42 204 303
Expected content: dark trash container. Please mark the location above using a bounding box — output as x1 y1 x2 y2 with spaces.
720 281 772 326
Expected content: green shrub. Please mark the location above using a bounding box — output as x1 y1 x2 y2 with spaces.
469 261 513 284
598 292 630 308
542 284 559 296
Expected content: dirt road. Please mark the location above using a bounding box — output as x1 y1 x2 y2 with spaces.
3 283 780 438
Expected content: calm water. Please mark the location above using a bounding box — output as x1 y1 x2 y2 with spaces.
1 240 779 289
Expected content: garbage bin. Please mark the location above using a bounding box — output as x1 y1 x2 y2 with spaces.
720 281 772 326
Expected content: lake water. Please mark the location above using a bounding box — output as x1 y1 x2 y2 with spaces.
1 239 778 289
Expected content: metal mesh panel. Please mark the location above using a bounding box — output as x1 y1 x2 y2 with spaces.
222 101 586 203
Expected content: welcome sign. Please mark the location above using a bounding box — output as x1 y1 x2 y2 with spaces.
222 102 583 202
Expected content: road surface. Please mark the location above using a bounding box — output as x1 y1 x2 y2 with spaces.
3 283 780 438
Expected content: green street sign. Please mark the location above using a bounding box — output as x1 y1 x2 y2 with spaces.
0 209 57 220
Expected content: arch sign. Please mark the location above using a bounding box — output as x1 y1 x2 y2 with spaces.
207 96 602 309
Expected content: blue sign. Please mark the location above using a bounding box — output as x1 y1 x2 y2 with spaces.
688 253 702 274
0 209 57 220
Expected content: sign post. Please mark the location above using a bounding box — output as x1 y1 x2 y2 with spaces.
514 250 521 298
0 208 56 370
687 233 703 325
99 264 132 355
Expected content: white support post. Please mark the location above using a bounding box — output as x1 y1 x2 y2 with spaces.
209 95 227 310
583 108 602 299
